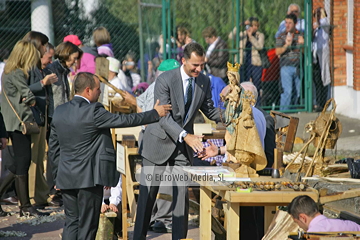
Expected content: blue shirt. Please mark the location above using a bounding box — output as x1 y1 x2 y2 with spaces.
252 106 266 148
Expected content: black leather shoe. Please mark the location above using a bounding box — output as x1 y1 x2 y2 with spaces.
148 221 155 231
20 206 50 217
152 221 172 233
48 196 63 207
0 196 18 205
34 203 48 210
0 206 9 217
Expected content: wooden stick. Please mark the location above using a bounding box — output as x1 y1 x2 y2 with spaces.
295 135 313 182
95 74 126 98
285 134 315 171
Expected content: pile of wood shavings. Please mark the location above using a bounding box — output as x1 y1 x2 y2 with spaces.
0 230 27 237
17 211 65 226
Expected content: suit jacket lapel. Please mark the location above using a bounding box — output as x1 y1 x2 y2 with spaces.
173 69 186 120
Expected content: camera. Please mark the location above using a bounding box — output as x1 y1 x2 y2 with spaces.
245 25 250 30
125 61 135 67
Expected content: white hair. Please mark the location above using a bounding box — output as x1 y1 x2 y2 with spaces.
288 3 301 14
240 81 258 102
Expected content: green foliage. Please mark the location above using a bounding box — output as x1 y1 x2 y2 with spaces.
53 0 92 46
92 1 140 61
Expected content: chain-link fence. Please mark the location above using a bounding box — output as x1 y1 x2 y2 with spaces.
312 0 333 112
0 0 333 113
160 0 310 112
0 1 31 62
0 0 141 69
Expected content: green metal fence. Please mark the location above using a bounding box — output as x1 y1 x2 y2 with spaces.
160 0 319 113
0 0 333 113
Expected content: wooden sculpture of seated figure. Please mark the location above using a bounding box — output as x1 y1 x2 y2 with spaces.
227 97 267 178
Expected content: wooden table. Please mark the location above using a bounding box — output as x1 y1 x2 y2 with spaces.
199 176 318 240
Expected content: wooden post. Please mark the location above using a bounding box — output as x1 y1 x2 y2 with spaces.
264 206 276 233
226 203 239 240
200 186 212 240
122 173 128 240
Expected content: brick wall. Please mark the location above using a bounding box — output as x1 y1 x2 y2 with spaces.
354 0 360 90
332 0 348 87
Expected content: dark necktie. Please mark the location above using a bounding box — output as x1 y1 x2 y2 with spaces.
184 77 193 115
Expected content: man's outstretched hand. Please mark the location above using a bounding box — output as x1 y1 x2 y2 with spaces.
184 134 204 153
197 140 218 160
154 99 172 117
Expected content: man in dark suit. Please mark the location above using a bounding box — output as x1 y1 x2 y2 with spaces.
202 26 229 81
134 42 223 240
48 72 170 240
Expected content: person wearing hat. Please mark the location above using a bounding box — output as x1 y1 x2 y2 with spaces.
63 34 98 74
63 35 83 47
107 57 132 94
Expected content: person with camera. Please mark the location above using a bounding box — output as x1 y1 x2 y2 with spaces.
122 51 142 91
276 13 304 111
312 7 331 112
229 17 264 105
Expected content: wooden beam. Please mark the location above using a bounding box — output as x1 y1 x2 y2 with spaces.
226 202 239 240
303 177 360 183
320 188 360 204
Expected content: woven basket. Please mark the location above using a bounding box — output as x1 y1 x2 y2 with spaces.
313 98 342 149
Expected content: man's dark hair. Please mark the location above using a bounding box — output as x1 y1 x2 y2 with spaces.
202 26 217 38
74 72 97 94
285 13 297 25
288 195 319 219
183 42 205 60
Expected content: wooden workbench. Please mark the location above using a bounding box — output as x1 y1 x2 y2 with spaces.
198 176 318 240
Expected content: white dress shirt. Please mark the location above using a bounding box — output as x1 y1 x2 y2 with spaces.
205 37 220 59
74 95 90 104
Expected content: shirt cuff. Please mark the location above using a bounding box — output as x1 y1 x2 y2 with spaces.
179 130 187 143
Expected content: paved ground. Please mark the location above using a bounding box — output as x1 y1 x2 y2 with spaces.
0 204 201 240
0 112 359 239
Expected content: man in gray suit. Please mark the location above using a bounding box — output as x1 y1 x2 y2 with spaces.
49 72 170 240
134 42 223 240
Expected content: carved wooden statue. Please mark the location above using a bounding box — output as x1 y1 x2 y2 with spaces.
227 94 267 178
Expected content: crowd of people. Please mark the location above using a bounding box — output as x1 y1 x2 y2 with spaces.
0 3 340 240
